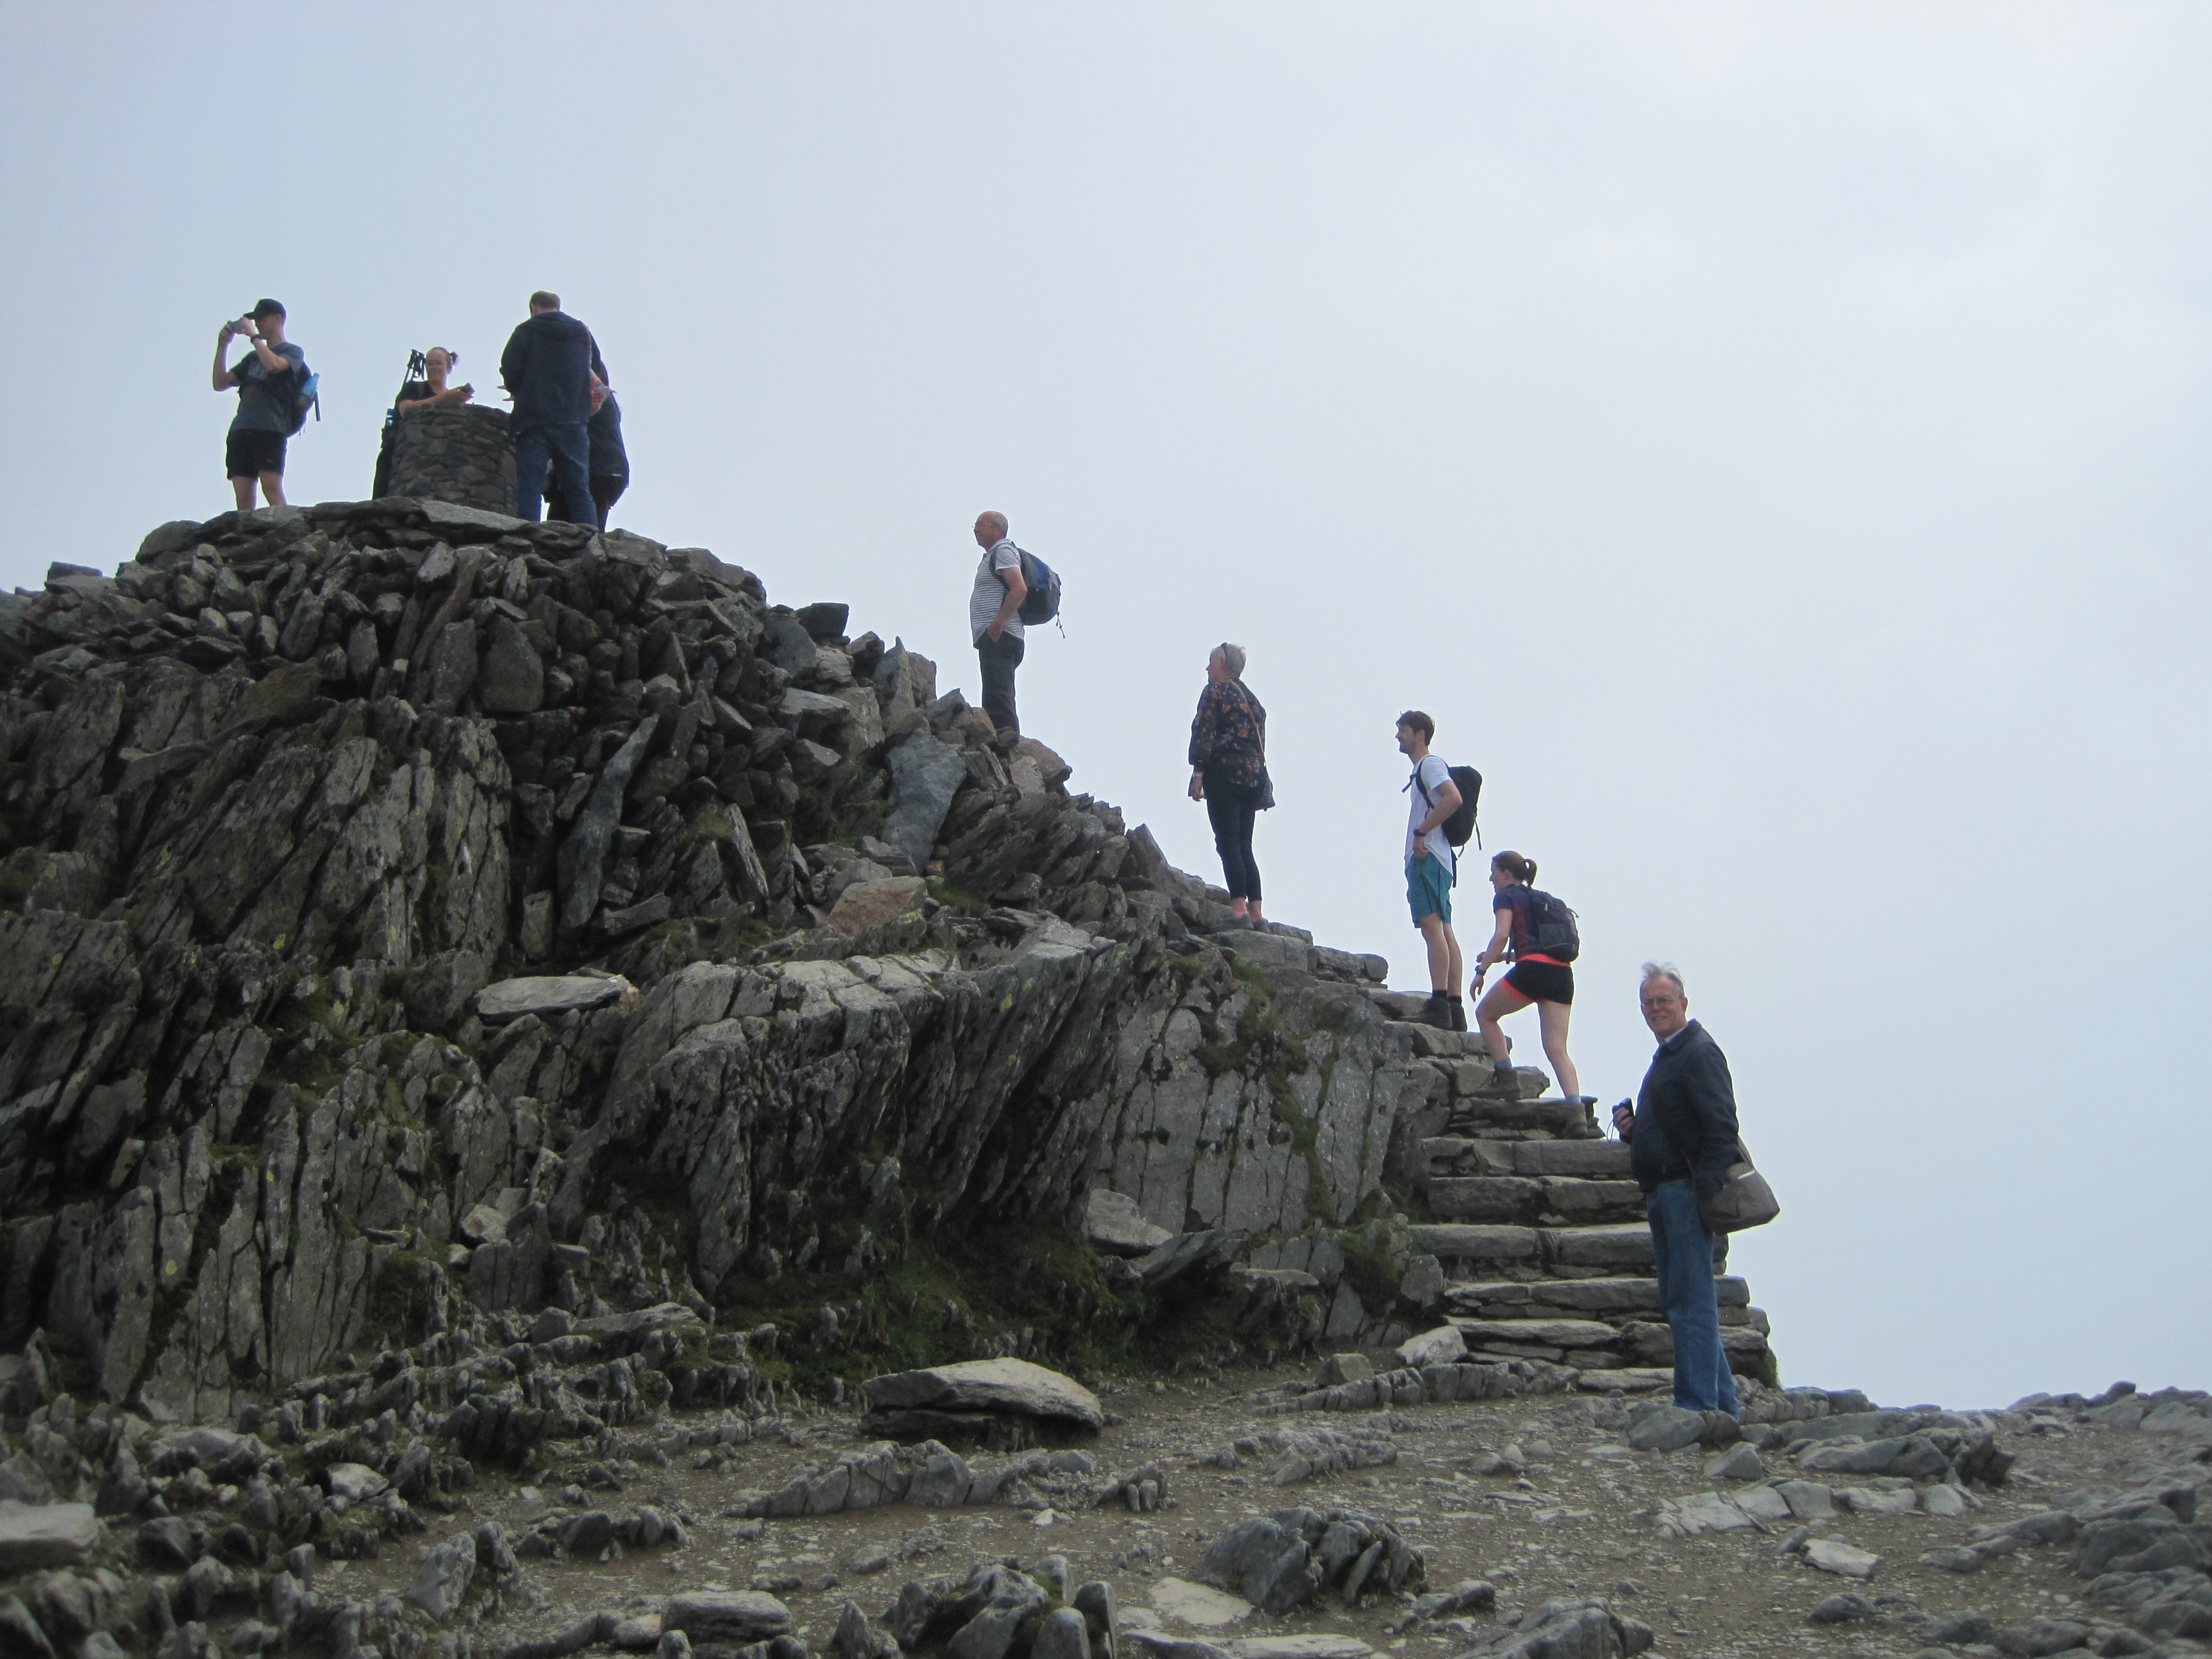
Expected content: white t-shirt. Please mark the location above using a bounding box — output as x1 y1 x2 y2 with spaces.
970 540 1025 645
1405 753 1456 874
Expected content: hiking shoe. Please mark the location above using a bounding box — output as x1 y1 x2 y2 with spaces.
1481 1062 1521 1096
1415 993 1453 1030
1448 999 1469 1033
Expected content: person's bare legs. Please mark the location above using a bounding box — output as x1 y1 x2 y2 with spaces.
1476 977 1532 1064
258 469 287 509
231 474 257 511
1537 997 1581 1098
1417 913 1463 997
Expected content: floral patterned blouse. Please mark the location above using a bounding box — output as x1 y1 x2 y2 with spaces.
1188 678 1268 790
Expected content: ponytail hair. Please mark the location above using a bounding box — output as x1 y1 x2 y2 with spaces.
1491 850 1537 885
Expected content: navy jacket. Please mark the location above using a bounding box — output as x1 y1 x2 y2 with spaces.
500 311 598 429
1628 1020 1741 1201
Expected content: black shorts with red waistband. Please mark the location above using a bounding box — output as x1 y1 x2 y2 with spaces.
1503 959 1574 1005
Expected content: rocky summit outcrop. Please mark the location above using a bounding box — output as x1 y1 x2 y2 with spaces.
0 489 1785 1490
0 493 1649 1449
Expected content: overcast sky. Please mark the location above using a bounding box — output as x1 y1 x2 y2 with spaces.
4 2 2208 1409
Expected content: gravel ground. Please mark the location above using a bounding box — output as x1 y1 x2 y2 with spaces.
315 1364 2210 1659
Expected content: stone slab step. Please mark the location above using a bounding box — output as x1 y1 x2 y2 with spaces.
1410 1221 1657 1272
1574 1367 1674 1393
1426 1175 1644 1226
1447 1317 1622 1348
1447 1313 1774 1369
1424 1136 1632 1178
1410 1224 1541 1264
1444 1275 1751 1316
1441 1097 1599 1139
1550 1221 1657 1269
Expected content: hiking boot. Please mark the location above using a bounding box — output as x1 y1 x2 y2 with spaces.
1481 1061 1521 1096
1448 998 1469 1033
1415 993 1453 1030
987 726 1021 752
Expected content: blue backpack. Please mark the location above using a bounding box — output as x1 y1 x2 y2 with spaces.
1014 545 1062 626
286 371 320 436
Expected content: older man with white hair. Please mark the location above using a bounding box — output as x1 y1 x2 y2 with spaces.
969 510 1027 738
1613 962 1743 1416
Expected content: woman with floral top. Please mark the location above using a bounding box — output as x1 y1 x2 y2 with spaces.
1187 642 1272 927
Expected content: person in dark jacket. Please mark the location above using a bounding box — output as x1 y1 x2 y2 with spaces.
498 290 598 525
546 359 628 530
1613 961 1743 1415
1187 642 1270 927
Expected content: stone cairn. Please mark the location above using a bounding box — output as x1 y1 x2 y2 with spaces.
383 404 517 515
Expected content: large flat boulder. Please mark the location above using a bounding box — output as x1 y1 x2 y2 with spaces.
862 1359 1104 1427
0 1501 99 1572
475 974 632 1022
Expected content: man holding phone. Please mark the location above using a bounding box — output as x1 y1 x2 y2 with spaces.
212 300 306 511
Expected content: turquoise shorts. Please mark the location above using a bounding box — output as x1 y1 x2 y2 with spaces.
1406 855 1453 924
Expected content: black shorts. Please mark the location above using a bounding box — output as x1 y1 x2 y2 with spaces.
226 428 287 478
1504 960 1574 1005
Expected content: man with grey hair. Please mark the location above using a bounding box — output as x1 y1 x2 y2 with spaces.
969 510 1027 737
1613 961 1742 1415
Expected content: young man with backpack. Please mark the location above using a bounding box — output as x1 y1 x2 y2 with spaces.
970 510 1027 739
212 300 309 511
1397 710 1470 1031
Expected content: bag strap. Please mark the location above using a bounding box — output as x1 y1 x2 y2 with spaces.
1233 680 1266 759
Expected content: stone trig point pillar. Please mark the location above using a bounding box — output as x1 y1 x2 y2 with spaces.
381 405 517 515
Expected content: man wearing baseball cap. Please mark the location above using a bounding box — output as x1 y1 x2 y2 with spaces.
212 299 307 510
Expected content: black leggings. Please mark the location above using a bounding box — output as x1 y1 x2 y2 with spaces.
1205 780 1264 902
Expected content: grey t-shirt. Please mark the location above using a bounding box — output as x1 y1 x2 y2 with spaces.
230 341 307 434
970 539 1024 645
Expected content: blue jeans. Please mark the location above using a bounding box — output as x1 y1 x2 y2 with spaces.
1647 1178 1740 1414
513 421 595 525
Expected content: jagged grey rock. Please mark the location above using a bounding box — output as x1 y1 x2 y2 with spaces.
661 1591 791 1646
1626 1404 1708 1453
1392 1326 1465 1369
882 730 969 873
1085 1190 1173 1256
0 1505 99 1573
1449 1598 1654 1658
1803 1538 1881 1580
558 714 660 932
407 1530 478 1620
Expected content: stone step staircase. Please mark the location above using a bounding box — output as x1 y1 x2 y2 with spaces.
1374 1003 1778 1387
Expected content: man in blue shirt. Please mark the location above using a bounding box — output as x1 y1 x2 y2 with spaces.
211 300 307 511
1614 961 1742 1416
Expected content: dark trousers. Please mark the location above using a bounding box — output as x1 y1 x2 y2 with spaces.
977 631 1024 733
1648 1178 1741 1414
514 421 595 525
1205 779 1264 901
549 471 626 531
